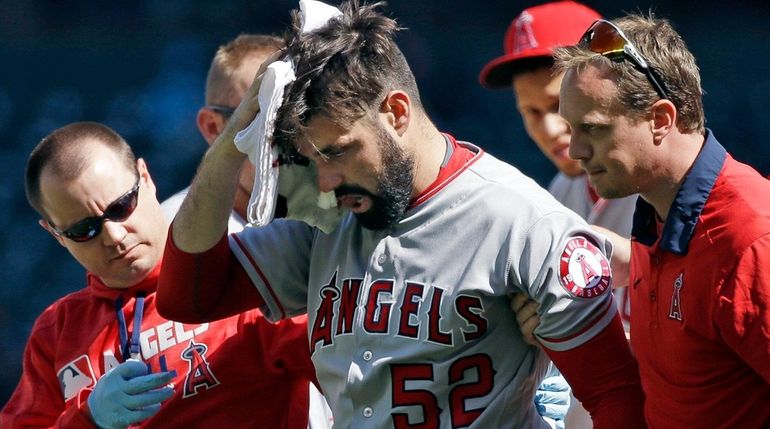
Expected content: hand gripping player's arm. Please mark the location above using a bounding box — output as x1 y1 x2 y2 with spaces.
511 292 540 346
87 360 175 429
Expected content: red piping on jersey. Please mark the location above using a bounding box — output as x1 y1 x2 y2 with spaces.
231 234 287 320
409 134 483 208
540 294 614 344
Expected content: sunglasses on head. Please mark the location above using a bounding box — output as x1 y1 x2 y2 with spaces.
51 177 141 242
204 104 236 119
579 19 669 100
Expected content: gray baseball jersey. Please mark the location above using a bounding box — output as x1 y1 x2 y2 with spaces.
161 187 335 429
230 141 617 428
548 172 636 331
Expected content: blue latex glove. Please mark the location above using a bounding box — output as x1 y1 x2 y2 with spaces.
87 359 176 429
534 374 571 429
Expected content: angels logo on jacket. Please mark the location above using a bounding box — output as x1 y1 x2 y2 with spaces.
559 236 611 299
57 355 96 401
181 340 221 398
668 273 684 321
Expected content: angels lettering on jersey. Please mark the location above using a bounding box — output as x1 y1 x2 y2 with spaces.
56 322 220 402
310 270 488 354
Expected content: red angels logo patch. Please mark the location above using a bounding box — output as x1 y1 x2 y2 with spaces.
558 236 611 299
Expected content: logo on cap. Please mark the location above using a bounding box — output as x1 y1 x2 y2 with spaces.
513 11 538 54
559 236 611 299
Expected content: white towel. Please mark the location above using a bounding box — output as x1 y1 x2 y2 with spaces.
233 0 344 231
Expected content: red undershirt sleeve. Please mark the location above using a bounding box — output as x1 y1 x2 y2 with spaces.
157 225 265 323
543 313 647 429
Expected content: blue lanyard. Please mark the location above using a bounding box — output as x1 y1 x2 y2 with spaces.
115 292 145 361
114 292 168 372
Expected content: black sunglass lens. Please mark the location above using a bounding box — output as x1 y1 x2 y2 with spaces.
65 219 101 242
104 190 138 221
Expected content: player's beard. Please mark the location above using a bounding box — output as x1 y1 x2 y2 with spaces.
335 125 414 231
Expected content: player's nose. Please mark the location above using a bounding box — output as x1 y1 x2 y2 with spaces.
315 162 344 193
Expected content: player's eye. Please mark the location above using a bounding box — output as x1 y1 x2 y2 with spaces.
318 147 347 161
580 123 610 135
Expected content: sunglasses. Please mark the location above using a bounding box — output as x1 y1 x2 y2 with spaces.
51 177 141 242
204 104 236 119
579 19 669 100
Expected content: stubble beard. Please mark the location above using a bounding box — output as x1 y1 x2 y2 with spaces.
353 126 414 230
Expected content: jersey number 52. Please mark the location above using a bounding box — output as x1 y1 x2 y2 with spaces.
391 353 495 428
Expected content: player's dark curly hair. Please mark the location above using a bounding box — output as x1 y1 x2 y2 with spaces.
273 0 423 152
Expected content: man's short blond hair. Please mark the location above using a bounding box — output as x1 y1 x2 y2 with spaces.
205 34 284 105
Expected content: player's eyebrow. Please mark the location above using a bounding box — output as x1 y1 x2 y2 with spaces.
308 138 356 161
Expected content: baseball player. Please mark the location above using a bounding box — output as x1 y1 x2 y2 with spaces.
479 1 636 333
157 2 646 428
2 122 318 428
556 14 770 427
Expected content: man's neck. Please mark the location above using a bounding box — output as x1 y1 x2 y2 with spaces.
409 122 448 197
641 132 706 222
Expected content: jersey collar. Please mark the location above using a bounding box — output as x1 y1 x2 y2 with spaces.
409 133 481 208
632 129 726 255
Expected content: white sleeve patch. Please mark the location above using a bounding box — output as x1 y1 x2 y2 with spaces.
558 236 612 299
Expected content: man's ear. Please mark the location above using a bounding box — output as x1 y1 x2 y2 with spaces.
380 90 411 136
135 158 157 195
650 99 677 144
197 107 226 146
39 219 66 247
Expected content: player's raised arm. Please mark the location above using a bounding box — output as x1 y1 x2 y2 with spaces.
157 54 277 322
171 54 275 252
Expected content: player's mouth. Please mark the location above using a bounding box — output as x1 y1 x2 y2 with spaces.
337 194 372 214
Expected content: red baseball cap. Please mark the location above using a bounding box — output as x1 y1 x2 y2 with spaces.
479 1 601 89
